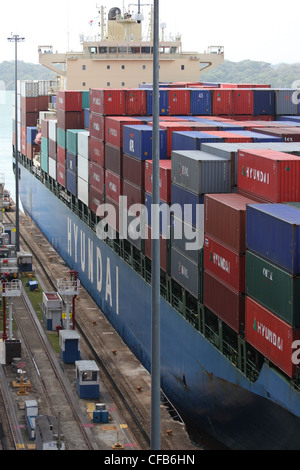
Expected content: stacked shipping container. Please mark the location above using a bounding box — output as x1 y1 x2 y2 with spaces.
245 204 300 378
203 193 256 333
16 80 300 380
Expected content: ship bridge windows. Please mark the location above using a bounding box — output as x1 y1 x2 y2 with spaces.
109 47 117 54
170 46 177 54
141 46 152 54
89 46 97 54
99 46 107 54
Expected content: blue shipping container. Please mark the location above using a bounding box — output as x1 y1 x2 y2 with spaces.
145 192 170 237
172 131 224 151
171 183 204 228
189 89 212 115
66 151 77 172
246 204 300 274
253 89 275 115
84 108 90 129
123 125 168 160
26 127 38 144
232 130 283 142
146 89 169 115
66 169 77 196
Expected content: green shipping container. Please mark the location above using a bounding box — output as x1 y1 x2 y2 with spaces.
66 129 82 155
81 91 90 109
41 152 48 173
57 127 66 149
245 250 300 327
41 136 48 156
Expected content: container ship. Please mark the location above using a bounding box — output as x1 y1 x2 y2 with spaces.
11 3 300 450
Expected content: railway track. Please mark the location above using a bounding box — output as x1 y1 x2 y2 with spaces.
3 209 154 450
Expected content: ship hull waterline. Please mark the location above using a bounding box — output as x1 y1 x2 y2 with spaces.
19 164 300 450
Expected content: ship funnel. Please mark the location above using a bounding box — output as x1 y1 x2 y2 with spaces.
108 7 121 21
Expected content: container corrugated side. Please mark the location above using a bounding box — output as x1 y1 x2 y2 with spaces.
123 125 167 161
171 150 231 195
105 117 141 148
233 89 254 115
144 160 172 203
171 247 201 299
238 149 300 202
89 88 125 115
57 90 82 112
89 137 105 166
204 235 245 292
189 89 212 115
171 183 204 228
203 270 245 334
123 154 145 188
105 170 122 203
253 89 275 115
212 89 233 115
245 296 300 378
105 144 122 177
171 214 204 263
246 250 300 327
125 89 147 116
246 203 300 274
146 89 169 116
168 88 191 115
204 193 256 253
275 89 299 115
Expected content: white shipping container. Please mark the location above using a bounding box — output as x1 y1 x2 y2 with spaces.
78 177 89 206
39 111 56 121
48 120 57 142
20 80 39 98
78 131 89 159
48 157 56 179
78 154 89 182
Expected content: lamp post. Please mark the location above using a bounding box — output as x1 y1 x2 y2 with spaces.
151 0 161 451
7 34 25 254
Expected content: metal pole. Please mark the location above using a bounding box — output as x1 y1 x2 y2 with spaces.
151 0 161 450
8 34 25 254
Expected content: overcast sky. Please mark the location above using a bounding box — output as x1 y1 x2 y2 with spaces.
1 0 299 65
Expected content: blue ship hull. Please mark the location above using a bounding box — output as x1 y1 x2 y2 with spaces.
19 164 300 450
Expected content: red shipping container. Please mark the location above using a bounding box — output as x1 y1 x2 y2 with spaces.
89 112 105 141
89 162 105 191
105 144 122 176
57 163 66 187
204 193 256 253
236 188 269 204
123 154 145 188
41 119 49 139
21 111 38 127
89 88 125 115
38 95 49 111
237 149 300 202
26 143 39 161
21 126 26 155
48 139 56 159
57 90 82 112
204 130 253 143
168 89 191 115
89 185 104 215
125 89 147 116
204 235 245 292
21 96 38 113
245 297 300 378
145 225 168 272
57 109 83 130
203 271 245 334
233 89 254 115
144 160 172 203
252 127 300 142
57 146 66 166
212 89 234 115
122 179 145 210
105 117 141 148
105 170 122 203
157 122 192 157
89 137 105 166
